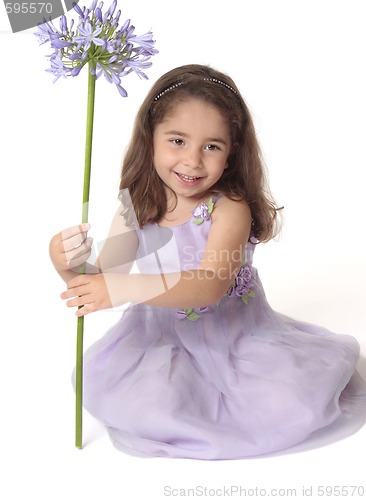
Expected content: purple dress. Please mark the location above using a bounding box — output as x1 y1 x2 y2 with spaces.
81 195 366 459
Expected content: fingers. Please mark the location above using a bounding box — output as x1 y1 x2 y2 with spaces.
61 280 91 307
59 223 93 269
64 294 94 309
60 285 85 302
61 223 91 242
63 295 96 317
61 223 91 252
64 237 93 268
60 275 97 316
61 274 90 297
50 223 93 271
75 304 94 317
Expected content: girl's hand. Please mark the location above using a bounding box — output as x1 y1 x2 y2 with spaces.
60 273 122 317
49 223 93 272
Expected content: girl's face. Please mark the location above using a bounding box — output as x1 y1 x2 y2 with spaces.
153 98 232 202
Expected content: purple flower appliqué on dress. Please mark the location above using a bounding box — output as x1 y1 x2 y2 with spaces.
192 198 214 224
227 263 256 304
175 307 209 321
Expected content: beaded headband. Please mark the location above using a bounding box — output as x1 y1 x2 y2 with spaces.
154 81 185 101
154 77 239 101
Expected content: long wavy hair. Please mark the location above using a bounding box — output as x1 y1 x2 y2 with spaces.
120 64 282 242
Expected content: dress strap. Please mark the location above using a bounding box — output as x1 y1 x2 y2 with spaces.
211 192 223 204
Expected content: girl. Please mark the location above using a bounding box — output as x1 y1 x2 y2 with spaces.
50 64 365 459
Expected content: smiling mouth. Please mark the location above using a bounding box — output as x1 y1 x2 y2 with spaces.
175 172 202 182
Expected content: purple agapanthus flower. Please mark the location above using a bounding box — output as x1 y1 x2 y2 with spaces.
46 54 70 82
34 0 158 96
73 21 105 51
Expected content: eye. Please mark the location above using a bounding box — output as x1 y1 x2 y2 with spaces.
170 138 185 146
205 144 221 151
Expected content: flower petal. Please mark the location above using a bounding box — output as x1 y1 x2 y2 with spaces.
73 2 84 17
71 66 83 76
116 84 128 97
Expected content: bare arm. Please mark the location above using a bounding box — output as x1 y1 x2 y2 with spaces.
61 197 252 315
121 196 251 307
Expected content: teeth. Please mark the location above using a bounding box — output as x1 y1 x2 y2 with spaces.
178 173 200 182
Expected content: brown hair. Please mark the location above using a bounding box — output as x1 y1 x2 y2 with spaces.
119 64 282 242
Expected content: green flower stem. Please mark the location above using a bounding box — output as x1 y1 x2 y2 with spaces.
75 60 97 449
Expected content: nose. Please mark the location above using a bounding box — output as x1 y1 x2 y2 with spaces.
183 146 202 169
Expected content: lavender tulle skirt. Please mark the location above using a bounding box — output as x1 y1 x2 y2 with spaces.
79 271 366 459
75 209 366 459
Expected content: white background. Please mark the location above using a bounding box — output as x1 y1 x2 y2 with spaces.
0 1 365 499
